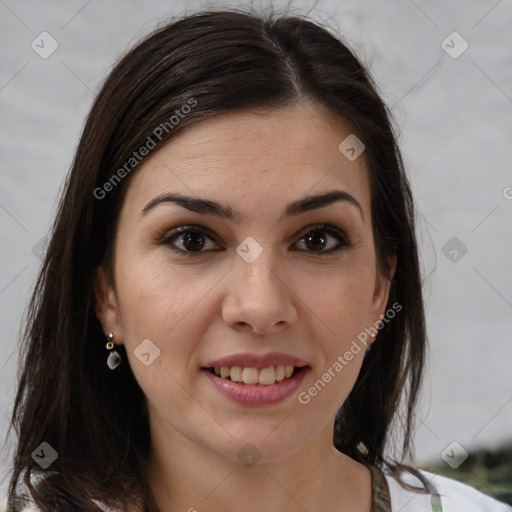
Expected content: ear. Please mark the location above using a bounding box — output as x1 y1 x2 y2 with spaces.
92 265 124 344
368 253 397 335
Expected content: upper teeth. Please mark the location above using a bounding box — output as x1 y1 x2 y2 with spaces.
214 365 296 385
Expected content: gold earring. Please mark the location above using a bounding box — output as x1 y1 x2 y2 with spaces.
106 332 122 370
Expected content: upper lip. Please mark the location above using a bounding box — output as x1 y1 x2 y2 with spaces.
203 352 310 370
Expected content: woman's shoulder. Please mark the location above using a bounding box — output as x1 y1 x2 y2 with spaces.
384 467 512 512
3 470 511 512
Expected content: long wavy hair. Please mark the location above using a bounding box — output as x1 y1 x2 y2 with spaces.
4 7 431 511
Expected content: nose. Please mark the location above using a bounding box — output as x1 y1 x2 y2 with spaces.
221 253 298 335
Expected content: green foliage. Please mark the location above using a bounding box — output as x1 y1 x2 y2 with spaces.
421 442 512 505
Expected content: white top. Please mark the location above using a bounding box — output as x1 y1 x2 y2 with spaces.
1 469 510 511
384 469 512 512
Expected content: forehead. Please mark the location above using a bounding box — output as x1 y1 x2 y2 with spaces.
119 102 370 221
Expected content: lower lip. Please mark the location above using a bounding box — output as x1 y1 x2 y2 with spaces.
201 367 310 406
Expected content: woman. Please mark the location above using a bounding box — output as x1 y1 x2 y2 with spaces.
3 8 510 512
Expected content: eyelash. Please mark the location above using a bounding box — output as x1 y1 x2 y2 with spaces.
157 223 352 258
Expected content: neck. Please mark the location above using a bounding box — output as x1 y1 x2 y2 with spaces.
145 420 372 512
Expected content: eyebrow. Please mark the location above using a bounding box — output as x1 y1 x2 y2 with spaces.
141 189 364 223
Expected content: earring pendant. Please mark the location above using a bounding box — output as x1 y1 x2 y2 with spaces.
106 332 122 370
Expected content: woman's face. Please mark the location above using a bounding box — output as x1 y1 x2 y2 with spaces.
94 102 395 464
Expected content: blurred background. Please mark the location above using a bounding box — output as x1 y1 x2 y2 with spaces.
1 0 511 504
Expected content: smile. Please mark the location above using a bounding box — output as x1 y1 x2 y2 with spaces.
202 366 310 406
208 365 299 386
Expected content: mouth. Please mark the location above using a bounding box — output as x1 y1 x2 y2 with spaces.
201 364 310 406
203 365 307 386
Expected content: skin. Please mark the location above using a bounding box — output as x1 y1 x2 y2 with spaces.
94 101 396 512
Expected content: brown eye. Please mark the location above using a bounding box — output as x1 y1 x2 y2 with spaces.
304 231 327 251
181 231 206 252
159 223 351 258
295 224 351 254
159 226 219 257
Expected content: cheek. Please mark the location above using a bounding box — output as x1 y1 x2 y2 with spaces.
113 256 215 356
299 260 376 340
113 261 212 409
299 281 371 413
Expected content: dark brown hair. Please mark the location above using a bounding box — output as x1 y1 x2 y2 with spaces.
4 7 431 511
